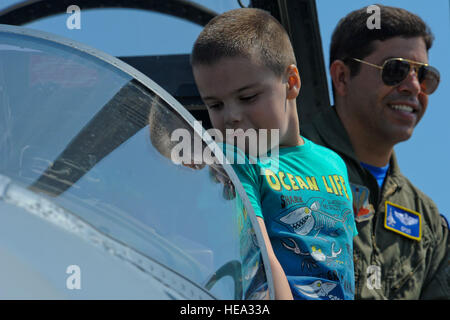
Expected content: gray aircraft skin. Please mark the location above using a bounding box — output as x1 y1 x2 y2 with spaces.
0 22 274 300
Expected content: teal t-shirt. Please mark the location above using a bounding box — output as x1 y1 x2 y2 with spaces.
225 137 357 300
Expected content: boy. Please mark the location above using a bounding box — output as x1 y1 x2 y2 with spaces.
191 8 357 300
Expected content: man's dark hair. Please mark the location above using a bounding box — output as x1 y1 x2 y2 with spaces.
330 4 434 78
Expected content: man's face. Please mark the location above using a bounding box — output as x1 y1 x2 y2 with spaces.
193 56 295 153
345 36 429 144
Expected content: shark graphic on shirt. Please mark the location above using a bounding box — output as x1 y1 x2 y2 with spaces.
279 200 351 237
294 280 337 299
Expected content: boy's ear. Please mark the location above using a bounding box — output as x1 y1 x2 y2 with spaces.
285 64 301 100
330 60 350 97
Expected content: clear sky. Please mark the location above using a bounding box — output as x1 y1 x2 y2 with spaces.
1 0 449 220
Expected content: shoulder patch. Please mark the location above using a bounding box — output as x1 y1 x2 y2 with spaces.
351 183 375 222
384 201 421 241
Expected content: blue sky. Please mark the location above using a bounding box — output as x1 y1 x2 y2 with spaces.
1 0 449 220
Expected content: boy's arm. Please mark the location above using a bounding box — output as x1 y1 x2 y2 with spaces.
225 146 292 299
257 216 293 300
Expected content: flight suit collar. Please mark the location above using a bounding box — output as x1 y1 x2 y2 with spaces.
312 106 405 197
382 152 405 198
310 106 358 162
314 107 402 170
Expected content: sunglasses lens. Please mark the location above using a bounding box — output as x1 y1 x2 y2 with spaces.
419 66 440 94
354 57 441 94
382 60 410 86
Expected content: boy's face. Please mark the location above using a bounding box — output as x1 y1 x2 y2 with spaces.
193 55 299 153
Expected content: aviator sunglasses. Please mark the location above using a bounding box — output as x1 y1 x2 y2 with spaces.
352 57 440 94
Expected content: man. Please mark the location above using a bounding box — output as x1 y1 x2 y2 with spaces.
302 5 449 299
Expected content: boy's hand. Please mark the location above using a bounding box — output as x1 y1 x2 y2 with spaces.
181 162 206 170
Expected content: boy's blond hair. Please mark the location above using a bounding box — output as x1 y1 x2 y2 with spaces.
191 8 296 77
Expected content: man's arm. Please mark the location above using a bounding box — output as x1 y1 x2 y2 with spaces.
257 216 293 300
421 216 450 299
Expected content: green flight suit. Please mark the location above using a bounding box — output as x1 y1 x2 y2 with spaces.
302 106 449 299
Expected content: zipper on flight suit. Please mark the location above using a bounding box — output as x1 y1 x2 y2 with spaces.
372 179 401 297
372 182 399 250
